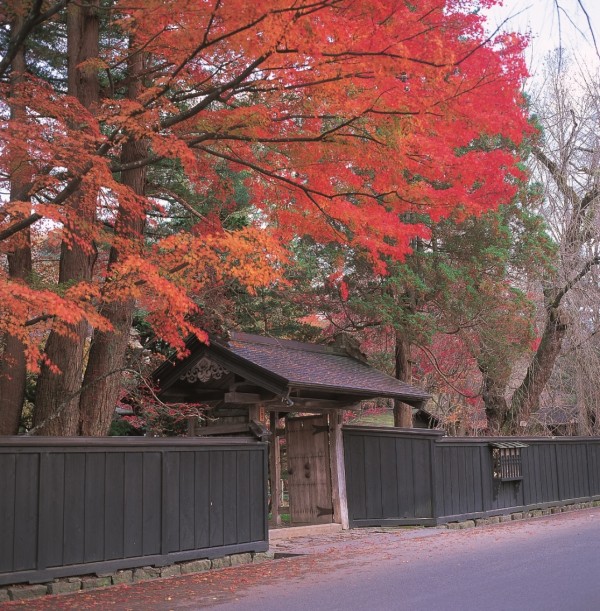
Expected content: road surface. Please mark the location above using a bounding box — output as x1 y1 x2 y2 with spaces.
5 509 600 611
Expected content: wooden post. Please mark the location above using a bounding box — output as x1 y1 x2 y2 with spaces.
269 411 282 527
329 410 349 529
186 416 197 436
249 404 261 423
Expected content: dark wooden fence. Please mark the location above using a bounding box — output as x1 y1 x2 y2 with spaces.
0 437 268 586
343 426 600 527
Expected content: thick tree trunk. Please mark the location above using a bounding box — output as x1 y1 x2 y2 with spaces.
503 306 569 434
393 332 413 428
33 1 99 435
479 366 509 435
78 46 147 436
0 22 32 435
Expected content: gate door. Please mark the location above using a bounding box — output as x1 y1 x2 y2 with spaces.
286 415 333 524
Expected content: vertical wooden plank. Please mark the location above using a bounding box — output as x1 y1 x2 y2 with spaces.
329 412 349 528
533 445 541 504
379 435 398 519
397 436 415 518
521 445 533 505
104 452 124 560
363 436 383 519
570 445 578 498
286 415 332 524
63 453 85 565
553 443 562 502
450 447 460 516
194 451 210 549
249 446 266 543
345 433 367 521
0 454 16 573
268 411 282 527
163 451 180 553
179 451 196 551
236 451 251 543
38 452 64 568
123 452 143 558
84 452 105 562
471 446 483 513
223 450 238 545
14 453 39 571
548 444 559 500
413 439 433 518
533 444 541 504
439 446 451 516
479 445 493 513
590 443 600 496
432 440 443 519
543 444 552 501
462 447 474 514
579 444 589 498
209 451 224 546
142 451 161 556
564 445 573 499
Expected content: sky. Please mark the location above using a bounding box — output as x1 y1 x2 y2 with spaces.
484 0 600 78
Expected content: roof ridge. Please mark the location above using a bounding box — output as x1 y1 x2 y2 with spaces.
228 331 346 355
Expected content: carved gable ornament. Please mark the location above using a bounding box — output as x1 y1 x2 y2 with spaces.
180 356 229 384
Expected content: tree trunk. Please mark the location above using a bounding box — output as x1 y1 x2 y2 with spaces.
33 1 99 435
393 332 413 428
503 305 569 434
0 24 31 435
78 44 147 436
479 366 509 435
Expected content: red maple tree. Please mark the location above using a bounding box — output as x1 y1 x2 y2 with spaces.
0 0 530 435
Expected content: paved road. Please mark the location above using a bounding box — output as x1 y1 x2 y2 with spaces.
220 510 600 611
7 509 600 611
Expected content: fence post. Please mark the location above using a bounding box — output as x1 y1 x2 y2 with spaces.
429 434 439 521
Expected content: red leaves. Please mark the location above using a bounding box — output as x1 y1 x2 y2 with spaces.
1 0 532 373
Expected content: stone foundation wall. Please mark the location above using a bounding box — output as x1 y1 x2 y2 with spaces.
0 551 274 603
439 500 600 530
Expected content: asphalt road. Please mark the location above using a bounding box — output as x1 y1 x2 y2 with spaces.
219 510 600 611
7 509 600 611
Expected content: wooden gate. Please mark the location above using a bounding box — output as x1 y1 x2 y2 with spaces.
286 415 333 524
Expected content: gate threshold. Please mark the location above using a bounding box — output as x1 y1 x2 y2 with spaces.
269 523 343 542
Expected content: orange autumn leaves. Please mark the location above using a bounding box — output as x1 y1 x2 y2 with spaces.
1 0 530 371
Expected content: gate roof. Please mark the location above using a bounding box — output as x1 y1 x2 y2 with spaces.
153 332 430 409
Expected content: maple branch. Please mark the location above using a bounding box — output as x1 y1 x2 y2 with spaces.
416 343 479 400
147 185 223 232
0 213 43 242
323 10 518 71
25 314 53 327
194 144 383 202
140 10 273 112
161 54 271 129
186 115 362 146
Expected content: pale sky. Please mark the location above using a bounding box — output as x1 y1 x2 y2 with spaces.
484 0 600 77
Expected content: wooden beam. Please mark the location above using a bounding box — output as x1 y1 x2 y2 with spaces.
329 410 349 529
290 397 362 411
224 391 264 404
269 411 282 527
196 423 250 436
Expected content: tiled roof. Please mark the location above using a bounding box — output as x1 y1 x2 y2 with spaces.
224 332 429 402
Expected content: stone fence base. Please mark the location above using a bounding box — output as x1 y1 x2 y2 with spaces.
439 500 600 530
0 551 274 603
